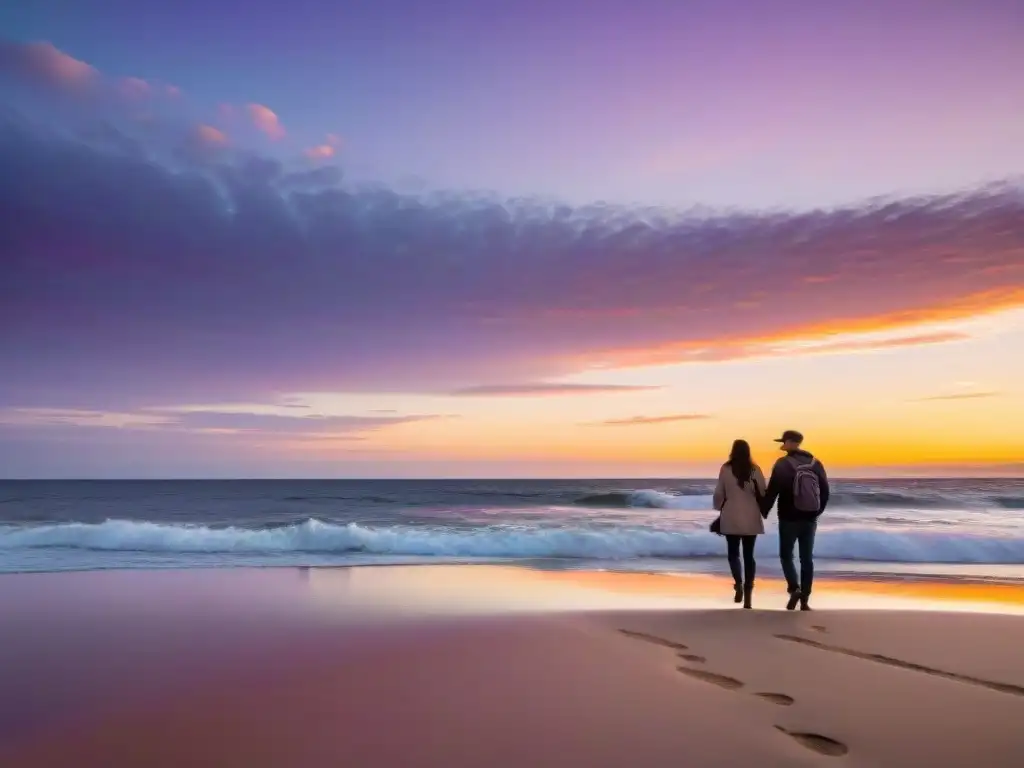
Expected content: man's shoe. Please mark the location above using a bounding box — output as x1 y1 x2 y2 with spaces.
733 584 743 603
786 589 802 611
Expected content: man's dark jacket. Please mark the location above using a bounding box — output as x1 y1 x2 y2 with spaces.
761 449 830 521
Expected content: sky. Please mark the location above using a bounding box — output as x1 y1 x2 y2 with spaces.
1 0 1022 478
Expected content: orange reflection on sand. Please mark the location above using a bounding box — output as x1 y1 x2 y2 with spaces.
302 565 1024 616
526 568 1024 613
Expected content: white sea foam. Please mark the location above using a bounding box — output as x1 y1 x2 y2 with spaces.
2 518 1023 564
627 490 715 510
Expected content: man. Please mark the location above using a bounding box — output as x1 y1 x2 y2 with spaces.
761 430 830 611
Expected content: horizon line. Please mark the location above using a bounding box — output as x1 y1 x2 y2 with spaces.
1 475 1021 482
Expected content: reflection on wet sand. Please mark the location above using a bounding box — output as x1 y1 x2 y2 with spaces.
1 565 1024 766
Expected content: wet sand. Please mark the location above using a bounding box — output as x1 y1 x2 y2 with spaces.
2 566 1023 767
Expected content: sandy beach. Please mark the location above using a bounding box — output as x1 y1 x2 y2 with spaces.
2 566 1023 767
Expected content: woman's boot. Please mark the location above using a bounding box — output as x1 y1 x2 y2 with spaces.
733 583 743 603
743 584 753 609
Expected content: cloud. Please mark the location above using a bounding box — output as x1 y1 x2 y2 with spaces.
451 383 662 397
118 76 150 100
1 111 1023 411
306 133 342 159
0 40 97 90
172 411 436 434
1 42 290 159
914 391 1001 402
193 123 228 147
594 414 712 426
0 407 438 440
304 143 335 161
0 408 174 428
246 103 285 140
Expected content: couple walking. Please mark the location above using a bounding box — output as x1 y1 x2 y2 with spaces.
711 430 830 611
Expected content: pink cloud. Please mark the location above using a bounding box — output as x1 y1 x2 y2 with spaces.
194 124 228 147
0 40 97 89
304 133 342 161
165 84 181 98
119 77 151 100
304 144 335 161
595 414 712 426
246 103 285 140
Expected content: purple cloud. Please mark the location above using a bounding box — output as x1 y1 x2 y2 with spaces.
171 411 438 434
451 383 661 397
1 103 1023 411
0 407 439 437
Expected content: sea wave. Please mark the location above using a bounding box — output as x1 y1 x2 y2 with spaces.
993 496 1024 510
2 518 1023 564
575 490 714 509
575 488 1024 512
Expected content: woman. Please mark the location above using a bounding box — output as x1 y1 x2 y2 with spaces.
712 439 767 609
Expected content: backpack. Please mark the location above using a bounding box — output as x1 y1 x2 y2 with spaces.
788 456 821 513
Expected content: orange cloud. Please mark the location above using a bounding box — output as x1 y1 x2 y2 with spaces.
592 286 1024 368
246 103 285 140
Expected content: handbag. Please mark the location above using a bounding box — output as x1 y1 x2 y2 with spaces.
710 483 724 535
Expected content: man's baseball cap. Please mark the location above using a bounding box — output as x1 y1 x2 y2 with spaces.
773 430 804 443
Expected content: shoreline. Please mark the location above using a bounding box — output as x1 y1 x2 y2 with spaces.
4 558 1024 585
4 562 1024 613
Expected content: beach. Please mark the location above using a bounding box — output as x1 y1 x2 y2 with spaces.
2 565 1024 767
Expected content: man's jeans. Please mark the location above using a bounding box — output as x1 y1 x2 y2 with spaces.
779 519 817 597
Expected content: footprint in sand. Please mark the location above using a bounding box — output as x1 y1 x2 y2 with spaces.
809 625 828 633
775 726 848 756
678 653 706 664
676 667 744 691
617 629 688 650
754 692 794 706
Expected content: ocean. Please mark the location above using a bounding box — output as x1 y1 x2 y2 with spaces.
1 479 1023 578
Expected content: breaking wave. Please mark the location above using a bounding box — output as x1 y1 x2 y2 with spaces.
2 518 1023 564
575 488 1024 512
574 490 714 509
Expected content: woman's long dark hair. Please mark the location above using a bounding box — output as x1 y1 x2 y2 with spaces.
727 439 754 485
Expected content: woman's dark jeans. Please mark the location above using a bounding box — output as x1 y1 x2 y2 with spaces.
726 534 757 587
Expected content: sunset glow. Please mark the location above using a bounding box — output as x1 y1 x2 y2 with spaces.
1 1 1022 478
